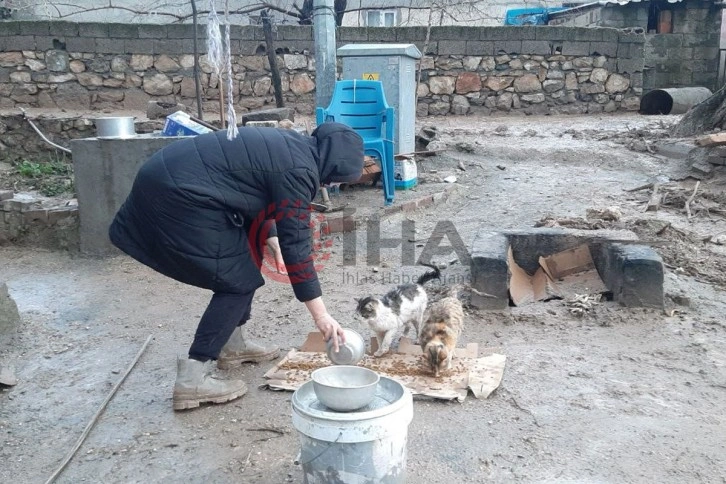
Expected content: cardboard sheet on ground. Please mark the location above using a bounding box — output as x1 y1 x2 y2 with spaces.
509 244 607 306
262 332 506 402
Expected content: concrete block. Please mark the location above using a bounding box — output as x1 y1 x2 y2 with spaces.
65 37 94 54
275 40 310 54
237 41 263 56
438 40 466 55
125 39 154 55
230 26 261 41
602 28 619 43
431 26 481 41
0 22 19 36
465 41 494 56
573 28 604 42
396 27 428 42
598 243 664 308
139 24 167 39
276 25 312 41
618 31 646 44
167 24 196 39
0 190 13 201
617 57 643 74
19 21 51 36
534 26 571 41
367 27 396 42
242 107 295 124
35 36 58 52
561 41 591 56
338 27 368 42
51 22 79 37
95 38 126 55
470 229 510 311
589 41 618 57
78 23 109 38
521 40 554 56
108 23 139 39
493 40 522 55
5 36 36 51
155 38 194 55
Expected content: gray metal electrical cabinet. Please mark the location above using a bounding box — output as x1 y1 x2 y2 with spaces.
337 43 422 155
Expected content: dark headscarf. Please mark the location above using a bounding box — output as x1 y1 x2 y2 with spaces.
311 122 365 184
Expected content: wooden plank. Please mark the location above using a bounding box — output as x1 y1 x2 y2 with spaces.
695 132 726 147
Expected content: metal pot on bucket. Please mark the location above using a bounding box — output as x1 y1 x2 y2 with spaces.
93 116 136 139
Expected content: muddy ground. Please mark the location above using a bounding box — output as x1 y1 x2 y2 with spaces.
2 113 726 483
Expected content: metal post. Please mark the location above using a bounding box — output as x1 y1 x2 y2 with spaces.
313 0 337 110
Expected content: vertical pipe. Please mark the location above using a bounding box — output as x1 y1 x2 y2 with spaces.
191 0 203 120
313 0 337 110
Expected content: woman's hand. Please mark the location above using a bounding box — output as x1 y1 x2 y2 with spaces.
266 236 287 274
313 313 345 353
304 297 345 353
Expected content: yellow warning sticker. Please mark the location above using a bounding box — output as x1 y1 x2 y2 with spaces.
362 72 379 80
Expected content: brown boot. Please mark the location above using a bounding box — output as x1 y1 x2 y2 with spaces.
217 326 280 370
172 357 247 411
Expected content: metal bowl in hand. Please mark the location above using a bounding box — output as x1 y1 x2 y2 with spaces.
311 366 380 412
326 328 366 366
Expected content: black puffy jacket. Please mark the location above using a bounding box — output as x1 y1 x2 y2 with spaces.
108 122 364 300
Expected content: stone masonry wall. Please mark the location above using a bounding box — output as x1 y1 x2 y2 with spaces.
0 22 644 120
0 190 79 250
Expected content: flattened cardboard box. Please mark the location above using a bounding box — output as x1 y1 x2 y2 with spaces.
262 332 506 402
509 244 607 306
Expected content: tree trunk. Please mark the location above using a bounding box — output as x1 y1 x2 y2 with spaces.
334 0 347 26
262 10 284 108
672 85 726 138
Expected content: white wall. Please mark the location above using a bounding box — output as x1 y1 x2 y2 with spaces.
341 0 564 27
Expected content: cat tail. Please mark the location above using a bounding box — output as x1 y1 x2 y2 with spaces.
416 263 441 286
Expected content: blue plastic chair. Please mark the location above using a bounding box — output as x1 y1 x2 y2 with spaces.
316 80 396 206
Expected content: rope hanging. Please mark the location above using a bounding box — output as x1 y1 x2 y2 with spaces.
206 1 223 78
223 1 238 140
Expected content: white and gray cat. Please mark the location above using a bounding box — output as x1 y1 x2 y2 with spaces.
355 264 441 357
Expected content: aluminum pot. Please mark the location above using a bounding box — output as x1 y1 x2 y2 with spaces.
93 116 136 139
311 365 380 412
326 328 366 366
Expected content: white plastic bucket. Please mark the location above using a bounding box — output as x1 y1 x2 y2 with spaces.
291 376 413 483
394 157 417 190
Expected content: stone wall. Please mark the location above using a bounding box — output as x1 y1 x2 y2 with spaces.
0 22 644 120
0 190 79 250
548 2 722 92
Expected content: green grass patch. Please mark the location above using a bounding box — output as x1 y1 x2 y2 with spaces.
15 159 72 178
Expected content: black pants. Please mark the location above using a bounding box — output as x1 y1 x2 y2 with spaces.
188 291 255 362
